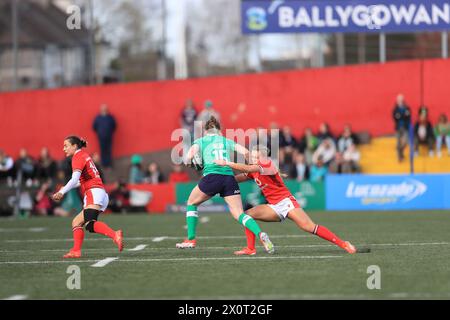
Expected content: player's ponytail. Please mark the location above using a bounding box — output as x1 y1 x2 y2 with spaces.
66 135 88 149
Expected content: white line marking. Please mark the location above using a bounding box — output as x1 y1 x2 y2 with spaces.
172 292 450 300
118 256 342 262
3 295 28 300
127 244 147 251
1 241 450 254
0 228 46 233
152 237 168 242
4 234 309 243
91 257 118 267
29 228 47 232
0 255 341 265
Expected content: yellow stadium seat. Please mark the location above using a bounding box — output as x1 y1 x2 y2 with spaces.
359 137 450 174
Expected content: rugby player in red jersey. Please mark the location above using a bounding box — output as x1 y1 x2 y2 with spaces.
52 136 124 259
215 145 356 255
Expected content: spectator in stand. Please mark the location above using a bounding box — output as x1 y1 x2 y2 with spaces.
331 143 361 174
414 113 435 156
392 94 412 162
310 156 328 182
279 125 297 168
34 181 53 216
144 162 165 184
337 124 359 153
435 114 450 157
290 152 310 182
180 99 198 137
329 152 345 174
35 147 57 183
109 181 130 213
0 149 15 185
129 155 144 184
317 123 334 144
197 100 221 128
298 127 319 164
342 143 361 173
418 105 429 118
180 99 198 153
312 138 336 166
59 156 72 180
168 164 190 183
93 104 117 168
16 148 35 186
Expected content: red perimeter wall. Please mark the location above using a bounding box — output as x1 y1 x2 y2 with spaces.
0 58 449 160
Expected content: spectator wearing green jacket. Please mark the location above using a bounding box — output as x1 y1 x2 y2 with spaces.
298 127 319 164
435 114 450 157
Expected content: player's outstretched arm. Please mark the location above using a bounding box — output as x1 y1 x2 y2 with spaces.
215 160 260 174
235 173 251 183
52 171 81 201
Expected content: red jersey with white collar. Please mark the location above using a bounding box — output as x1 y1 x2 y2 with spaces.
246 159 293 205
72 150 104 194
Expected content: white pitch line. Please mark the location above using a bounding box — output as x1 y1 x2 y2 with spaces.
152 237 168 242
91 257 118 267
0 228 46 233
1 241 450 254
0 255 342 265
117 256 343 262
127 244 147 251
3 295 28 300
171 292 450 300
4 234 309 243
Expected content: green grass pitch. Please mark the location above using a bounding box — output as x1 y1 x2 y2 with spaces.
1 210 449 300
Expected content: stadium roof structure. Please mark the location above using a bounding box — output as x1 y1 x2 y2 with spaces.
0 0 90 49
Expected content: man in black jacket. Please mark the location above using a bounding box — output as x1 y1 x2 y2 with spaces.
93 104 117 168
392 94 411 162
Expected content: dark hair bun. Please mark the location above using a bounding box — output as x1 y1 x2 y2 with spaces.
80 138 88 148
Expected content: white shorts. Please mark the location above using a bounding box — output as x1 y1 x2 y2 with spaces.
268 197 299 222
84 188 109 212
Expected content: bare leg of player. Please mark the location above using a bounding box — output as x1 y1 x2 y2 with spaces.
64 205 123 258
63 211 85 259
287 208 356 253
225 201 274 255
240 205 356 254
176 186 211 249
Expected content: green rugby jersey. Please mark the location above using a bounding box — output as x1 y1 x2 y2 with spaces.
193 134 236 176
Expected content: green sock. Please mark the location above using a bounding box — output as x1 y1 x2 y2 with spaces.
186 205 198 240
238 213 261 237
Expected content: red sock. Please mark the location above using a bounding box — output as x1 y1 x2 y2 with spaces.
72 226 84 251
245 227 256 250
93 221 116 239
313 225 345 248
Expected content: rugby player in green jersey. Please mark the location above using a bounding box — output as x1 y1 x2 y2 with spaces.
176 117 274 254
